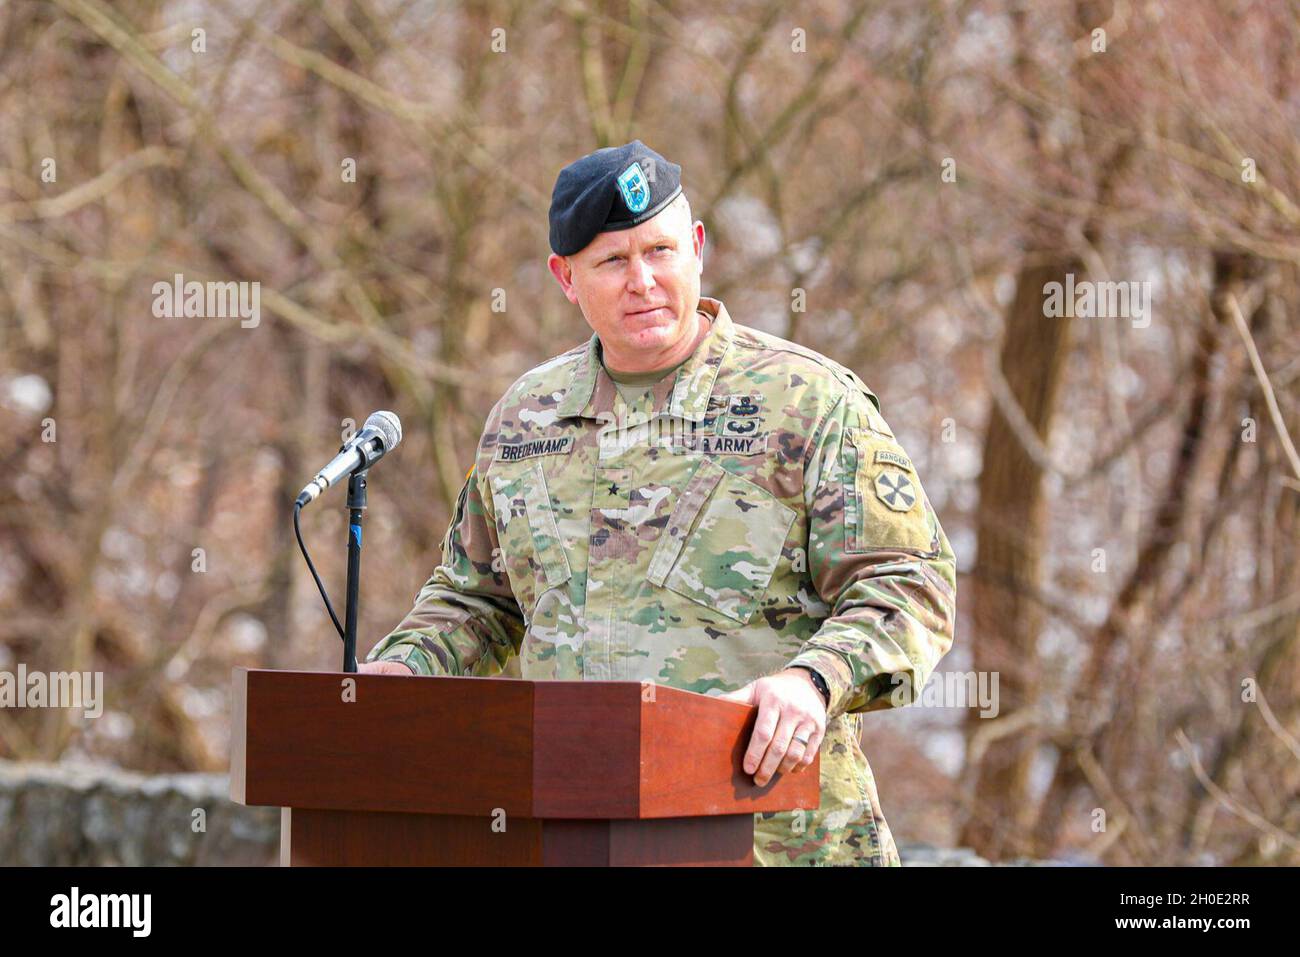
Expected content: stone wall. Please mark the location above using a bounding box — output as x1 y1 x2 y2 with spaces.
0 760 278 866
0 759 1069 866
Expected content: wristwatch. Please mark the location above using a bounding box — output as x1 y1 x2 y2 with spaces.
790 665 830 709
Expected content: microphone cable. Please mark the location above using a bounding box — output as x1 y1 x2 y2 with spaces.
293 501 345 642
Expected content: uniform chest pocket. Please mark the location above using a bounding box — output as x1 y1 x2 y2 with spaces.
647 458 797 624
490 462 572 615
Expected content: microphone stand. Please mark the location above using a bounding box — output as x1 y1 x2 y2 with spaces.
342 468 368 673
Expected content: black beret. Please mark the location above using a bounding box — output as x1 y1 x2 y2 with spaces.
548 140 683 256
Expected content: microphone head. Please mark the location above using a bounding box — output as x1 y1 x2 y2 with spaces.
365 410 403 451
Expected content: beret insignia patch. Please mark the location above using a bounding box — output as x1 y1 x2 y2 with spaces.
617 162 650 214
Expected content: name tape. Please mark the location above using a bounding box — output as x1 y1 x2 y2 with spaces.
692 433 769 456
494 436 574 462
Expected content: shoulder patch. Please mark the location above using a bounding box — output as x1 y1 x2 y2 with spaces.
844 428 936 554
874 448 912 471
873 470 917 511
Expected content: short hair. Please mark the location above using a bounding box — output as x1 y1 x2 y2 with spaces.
668 191 692 223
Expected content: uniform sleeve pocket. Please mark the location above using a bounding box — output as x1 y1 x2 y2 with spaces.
648 458 796 624
844 429 937 554
441 472 471 561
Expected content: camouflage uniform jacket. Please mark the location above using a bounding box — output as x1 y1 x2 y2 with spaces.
366 296 957 866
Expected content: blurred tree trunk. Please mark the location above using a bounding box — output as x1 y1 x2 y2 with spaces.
959 0 1132 860
1030 253 1265 857
958 256 1076 859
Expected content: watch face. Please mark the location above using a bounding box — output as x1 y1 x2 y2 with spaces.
797 666 828 702
815 675 829 701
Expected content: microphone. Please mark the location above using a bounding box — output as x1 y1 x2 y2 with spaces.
295 411 403 508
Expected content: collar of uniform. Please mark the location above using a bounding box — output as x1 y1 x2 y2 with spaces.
665 297 732 422
556 297 734 422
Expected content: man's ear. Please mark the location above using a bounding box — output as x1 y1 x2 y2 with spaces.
692 221 706 273
547 253 580 304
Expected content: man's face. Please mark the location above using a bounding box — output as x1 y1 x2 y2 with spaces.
547 197 706 372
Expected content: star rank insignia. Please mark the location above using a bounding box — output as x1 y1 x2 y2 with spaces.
874 470 917 511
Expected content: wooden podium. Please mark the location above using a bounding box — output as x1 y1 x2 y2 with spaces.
230 668 819 866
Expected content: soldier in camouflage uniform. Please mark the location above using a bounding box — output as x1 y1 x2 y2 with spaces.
362 141 956 866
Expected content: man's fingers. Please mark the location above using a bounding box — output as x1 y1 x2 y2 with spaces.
718 683 754 704
754 713 801 786
800 725 826 768
780 721 818 775
357 660 413 675
742 701 781 775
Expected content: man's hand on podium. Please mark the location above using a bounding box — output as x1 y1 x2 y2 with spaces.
357 660 415 675
718 668 828 787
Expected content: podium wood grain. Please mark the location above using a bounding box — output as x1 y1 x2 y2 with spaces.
232 668 818 866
